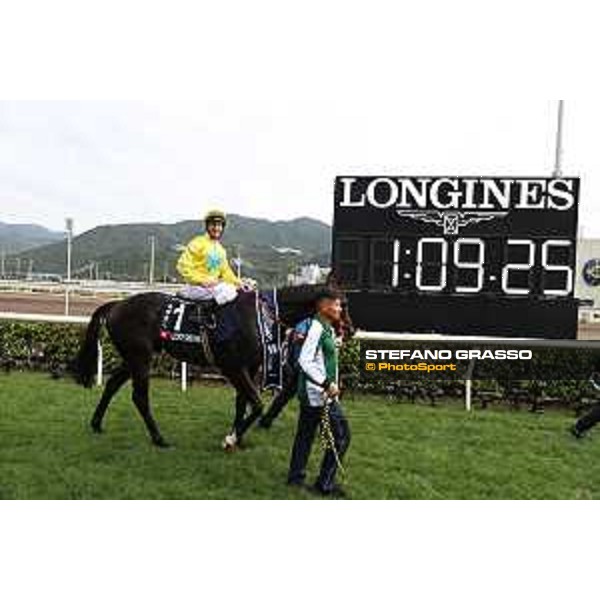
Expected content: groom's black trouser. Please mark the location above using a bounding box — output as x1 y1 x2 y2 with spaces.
287 401 350 492
260 363 299 426
576 403 600 435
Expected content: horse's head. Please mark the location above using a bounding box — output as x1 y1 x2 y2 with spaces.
337 293 356 341
325 271 356 341
277 271 356 341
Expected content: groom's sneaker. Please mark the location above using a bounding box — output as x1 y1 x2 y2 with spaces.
287 479 307 491
309 484 347 499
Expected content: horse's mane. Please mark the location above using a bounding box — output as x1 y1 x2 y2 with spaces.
275 283 346 327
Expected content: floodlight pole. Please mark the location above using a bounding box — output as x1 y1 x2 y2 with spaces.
65 218 73 316
149 235 156 286
66 218 73 282
553 100 565 178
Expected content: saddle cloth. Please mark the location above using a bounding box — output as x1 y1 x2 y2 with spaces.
159 292 283 390
159 297 217 366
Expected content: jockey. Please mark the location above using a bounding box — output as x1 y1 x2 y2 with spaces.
177 209 250 305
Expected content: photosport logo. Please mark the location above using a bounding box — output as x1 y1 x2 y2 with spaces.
360 342 600 383
364 349 460 375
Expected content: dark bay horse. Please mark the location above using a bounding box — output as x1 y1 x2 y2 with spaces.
74 280 354 450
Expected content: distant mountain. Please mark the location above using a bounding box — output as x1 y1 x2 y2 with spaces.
0 222 62 253
10 215 332 285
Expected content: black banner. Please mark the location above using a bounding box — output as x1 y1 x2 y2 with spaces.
333 176 581 339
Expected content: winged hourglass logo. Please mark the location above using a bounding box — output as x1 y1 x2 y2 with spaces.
396 210 509 235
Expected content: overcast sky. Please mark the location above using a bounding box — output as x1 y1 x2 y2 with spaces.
0 99 597 236
0 1 598 237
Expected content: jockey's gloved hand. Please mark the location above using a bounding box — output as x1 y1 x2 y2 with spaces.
241 278 258 291
326 382 340 398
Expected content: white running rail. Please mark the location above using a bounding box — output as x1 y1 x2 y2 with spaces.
0 311 189 392
2 313 596 409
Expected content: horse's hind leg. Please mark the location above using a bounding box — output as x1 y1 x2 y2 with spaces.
91 364 130 433
130 365 169 448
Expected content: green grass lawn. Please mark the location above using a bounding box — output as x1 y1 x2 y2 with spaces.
1 372 600 499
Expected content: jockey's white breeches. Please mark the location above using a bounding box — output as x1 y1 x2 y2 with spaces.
181 282 238 305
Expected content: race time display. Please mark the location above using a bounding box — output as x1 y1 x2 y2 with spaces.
333 176 581 339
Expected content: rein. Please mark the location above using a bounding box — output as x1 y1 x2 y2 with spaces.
320 400 347 479
258 290 349 339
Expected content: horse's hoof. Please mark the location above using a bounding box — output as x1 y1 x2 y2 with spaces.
153 439 172 449
91 423 103 434
222 433 238 452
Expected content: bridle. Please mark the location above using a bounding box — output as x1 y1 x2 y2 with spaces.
255 290 353 341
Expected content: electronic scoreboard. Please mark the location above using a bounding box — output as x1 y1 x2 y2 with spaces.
333 176 581 339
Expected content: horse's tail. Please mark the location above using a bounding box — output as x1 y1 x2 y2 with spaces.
75 301 118 388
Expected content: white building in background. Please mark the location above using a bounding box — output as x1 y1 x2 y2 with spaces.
288 264 330 286
577 239 600 309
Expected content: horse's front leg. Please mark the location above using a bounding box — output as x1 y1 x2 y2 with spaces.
223 369 263 450
222 390 247 451
131 366 170 448
235 368 264 440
